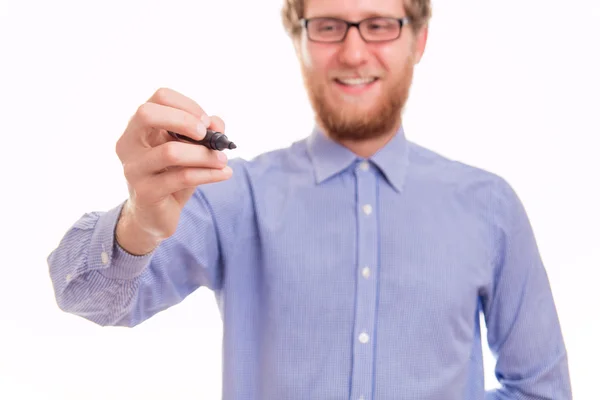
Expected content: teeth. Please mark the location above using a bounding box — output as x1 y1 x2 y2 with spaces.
337 77 376 85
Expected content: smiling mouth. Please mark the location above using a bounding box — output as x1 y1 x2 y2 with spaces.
334 77 379 86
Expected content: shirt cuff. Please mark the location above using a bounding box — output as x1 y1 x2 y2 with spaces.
90 201 154 280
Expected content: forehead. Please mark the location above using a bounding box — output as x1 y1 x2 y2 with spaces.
304 0 406 19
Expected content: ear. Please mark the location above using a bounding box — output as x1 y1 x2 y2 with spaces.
292 34 308 66
294 31 307 56
293 36 301 58
413 25 429 64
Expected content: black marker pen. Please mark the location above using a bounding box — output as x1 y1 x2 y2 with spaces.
167 129 237 151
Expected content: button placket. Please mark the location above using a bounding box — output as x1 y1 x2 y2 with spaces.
350 160 378 400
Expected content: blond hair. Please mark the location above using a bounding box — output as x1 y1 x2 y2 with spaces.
281 0 432 38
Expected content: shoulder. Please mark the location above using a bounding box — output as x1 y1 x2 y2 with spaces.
407 141 522 227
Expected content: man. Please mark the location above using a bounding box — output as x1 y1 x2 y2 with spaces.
47 0 572 399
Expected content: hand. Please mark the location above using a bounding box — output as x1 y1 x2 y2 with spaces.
114 88 233 254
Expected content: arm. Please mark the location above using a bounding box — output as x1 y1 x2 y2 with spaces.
47 187 225 328
48 88 246 327
482 179 572 399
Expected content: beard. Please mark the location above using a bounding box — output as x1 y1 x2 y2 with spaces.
302 59 414 143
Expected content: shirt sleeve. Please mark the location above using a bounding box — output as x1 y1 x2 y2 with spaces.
47 159 249 327
482 178 573 399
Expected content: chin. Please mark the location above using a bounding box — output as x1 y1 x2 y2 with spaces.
327 96 382 120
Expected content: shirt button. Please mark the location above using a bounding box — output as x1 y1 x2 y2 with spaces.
359 161 369 171
358 396 365 400
362 204 372 215
362 267 371 278
101 251 109 264
65 274 72 283
359 332 370 344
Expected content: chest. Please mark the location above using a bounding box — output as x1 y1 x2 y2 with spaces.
255 180 494 320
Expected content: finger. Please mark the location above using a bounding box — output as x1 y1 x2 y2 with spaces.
125 141 228 181
207 115 225 133
138 166 233 200
133 101 208 142
148 87 211 127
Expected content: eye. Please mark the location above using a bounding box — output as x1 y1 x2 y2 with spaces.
319 24 336 32
365 18 396 32
313 19 344 32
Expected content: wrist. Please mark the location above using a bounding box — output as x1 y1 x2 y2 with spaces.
115 202 163 256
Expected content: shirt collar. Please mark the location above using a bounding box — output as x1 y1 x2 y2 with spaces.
306 124 409 193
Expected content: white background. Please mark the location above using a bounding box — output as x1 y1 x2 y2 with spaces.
1 0 598 398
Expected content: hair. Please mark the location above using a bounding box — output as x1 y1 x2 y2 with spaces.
281 0 432 38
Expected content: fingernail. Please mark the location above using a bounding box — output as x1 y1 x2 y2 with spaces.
197 122 207 136
201 114 211 128
217 152 228 162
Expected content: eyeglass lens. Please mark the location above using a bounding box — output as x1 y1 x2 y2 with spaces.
307 17 402 42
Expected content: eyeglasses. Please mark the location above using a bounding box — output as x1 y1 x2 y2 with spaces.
300 16 411 43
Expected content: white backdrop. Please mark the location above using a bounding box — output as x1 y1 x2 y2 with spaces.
1 0 598 398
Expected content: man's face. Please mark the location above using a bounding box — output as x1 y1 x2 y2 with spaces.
296 0 427 143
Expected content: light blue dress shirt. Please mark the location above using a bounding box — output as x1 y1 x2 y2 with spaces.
48 126 572 399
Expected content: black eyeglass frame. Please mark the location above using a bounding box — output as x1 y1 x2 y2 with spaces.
300 16 412 43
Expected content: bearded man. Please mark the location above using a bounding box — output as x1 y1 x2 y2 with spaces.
48 0 572 399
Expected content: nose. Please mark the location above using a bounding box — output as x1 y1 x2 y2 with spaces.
337 26 369 67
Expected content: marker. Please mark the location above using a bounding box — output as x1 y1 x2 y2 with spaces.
167 129 237 151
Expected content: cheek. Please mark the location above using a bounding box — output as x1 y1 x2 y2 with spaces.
374 43 411 72
303 42 337 76
375 51 395 71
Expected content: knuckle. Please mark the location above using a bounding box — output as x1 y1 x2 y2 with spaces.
123 161 143 181
136 102 153 123
122 162 135 180
115 137 125 158
161 141 181 165
154 87 171 102
179 168 199 186
208 168 225 182
179 112 198 135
